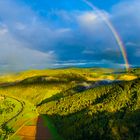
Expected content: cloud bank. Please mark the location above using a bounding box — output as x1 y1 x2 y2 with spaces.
0 0 139 72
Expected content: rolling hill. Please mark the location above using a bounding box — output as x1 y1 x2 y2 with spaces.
0 68 139 140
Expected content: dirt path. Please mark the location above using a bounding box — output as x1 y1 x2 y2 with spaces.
17 116 52 140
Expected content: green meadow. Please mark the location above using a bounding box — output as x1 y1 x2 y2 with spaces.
0 68 140 140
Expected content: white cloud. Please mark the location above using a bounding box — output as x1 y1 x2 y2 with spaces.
0 24 8 35
135 49 140 57
0 0 73 51
56 28 72 33
0 0 139 71
53 62 87 66
126 42 140 47
82 49 95 55
0 0 73 72
0 25 56 72
77 12 97 26
111 0 140 37
15 22 26 30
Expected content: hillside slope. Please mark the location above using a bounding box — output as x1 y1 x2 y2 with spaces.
38 78 140 140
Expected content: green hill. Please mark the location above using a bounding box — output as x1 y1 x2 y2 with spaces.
37 78 140 140
0 68 139 140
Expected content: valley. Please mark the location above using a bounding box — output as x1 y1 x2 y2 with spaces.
0 68 140 140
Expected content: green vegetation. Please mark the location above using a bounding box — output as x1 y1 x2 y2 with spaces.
38 78 140 140
0 95 37 139
0 96 20 138
42 114 63 140
0 68 139 140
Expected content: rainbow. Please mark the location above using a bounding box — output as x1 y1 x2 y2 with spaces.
83 0 129 71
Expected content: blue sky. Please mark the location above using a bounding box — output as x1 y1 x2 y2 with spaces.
0 0 140 72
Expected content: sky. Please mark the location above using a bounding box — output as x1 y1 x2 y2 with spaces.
0 0 140 72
